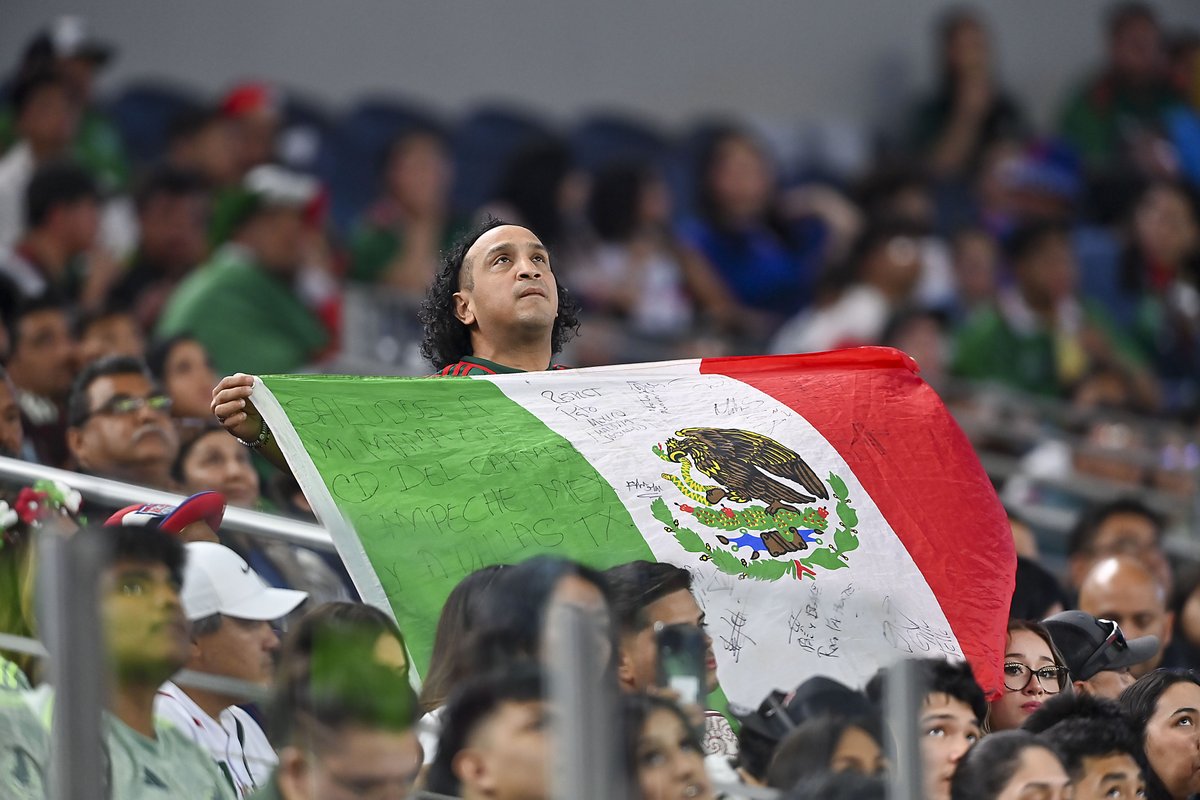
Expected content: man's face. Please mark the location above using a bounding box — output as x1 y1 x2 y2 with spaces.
1112 16 1164 84
58 198 100 253
453 225 559 349
0 378 23 457
1080 668 1136 700
102 559 189 682
246 208 306 273
18 83 78 153
919 692 980 800
69 372 179 478
620 589 716 694
1078 562 1172 677
191 616 279 687
1016 235 1076 309
139 192 210 271
459 700 549 800
1071 752 1143 800
78 314 145 366
281 726 422 800
8 309 76 399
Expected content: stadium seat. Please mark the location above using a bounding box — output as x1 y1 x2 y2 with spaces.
570 111 670 173
450 105 555 214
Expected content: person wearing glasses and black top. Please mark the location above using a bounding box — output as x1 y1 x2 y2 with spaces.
987 620 1072 732
1043 610 1159 699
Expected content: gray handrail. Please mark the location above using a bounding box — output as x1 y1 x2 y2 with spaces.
0 455 336 552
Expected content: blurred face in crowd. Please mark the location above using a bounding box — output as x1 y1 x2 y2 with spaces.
69 371 179 484
0 376 24 458
617 588 716 694
455 699 550 800
990 628 1065 731
57 56 102 104
162 338 217 419
1071 751 1143 800
231 109 279 174
1078 556 1172 677
386 132 452 216
191 615 279 688
240 207 306 274
1143 681 1200 800
7 308 75 400
18 82 78 156
1071 509 1171 595
279 725 422 800
708 135 773 224
181 429 260 509
638 176 673 228
635 707 714 800
953 230 998 308
1135 184 1199 268
50 196 101 253
1111 14 1164 84
454 224 560 351
103 559 189 683
78 313 145 367
920 692 980 800
863 235 923 301
996 746 1071 800
944 16 990 76
172 119 241 187
1015 233 1076 312
139 190 210 272
828 725 885 776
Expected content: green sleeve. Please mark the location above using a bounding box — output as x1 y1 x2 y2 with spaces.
348 224 401 284
949 309 1004 380
1057 84 1110 167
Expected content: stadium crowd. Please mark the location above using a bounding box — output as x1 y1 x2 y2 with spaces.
1 2 1200 799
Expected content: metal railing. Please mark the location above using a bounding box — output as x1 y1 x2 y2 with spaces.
0 454 335 552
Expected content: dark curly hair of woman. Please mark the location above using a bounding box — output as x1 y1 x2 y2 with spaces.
418 216 582 370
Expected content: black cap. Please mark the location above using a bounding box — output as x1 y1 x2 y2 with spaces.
1043 610 1159 681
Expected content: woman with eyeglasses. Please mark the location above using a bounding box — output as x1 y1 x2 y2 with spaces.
987 620 1072 731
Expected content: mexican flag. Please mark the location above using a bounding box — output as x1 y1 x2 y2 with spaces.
254 348 1014 704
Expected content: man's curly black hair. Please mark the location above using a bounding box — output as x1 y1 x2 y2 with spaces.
418 216 581 371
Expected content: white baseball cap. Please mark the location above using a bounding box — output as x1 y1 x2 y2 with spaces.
181 541 308 622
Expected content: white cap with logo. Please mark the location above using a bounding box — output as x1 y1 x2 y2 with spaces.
181 541 308 622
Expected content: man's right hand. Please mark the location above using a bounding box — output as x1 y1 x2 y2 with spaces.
211 373 263 442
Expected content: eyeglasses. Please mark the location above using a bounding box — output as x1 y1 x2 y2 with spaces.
1002 662 1068 693
86 394 172 420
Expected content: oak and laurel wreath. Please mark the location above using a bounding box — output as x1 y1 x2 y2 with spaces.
651 472 860 581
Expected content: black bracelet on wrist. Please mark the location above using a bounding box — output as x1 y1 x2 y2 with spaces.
236 419 272 449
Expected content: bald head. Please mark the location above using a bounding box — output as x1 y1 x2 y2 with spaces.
1077 556 1172 677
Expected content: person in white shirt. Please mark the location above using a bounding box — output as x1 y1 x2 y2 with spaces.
155 540 307 798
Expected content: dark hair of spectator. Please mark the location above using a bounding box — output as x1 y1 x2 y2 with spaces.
1025 693 1139 781
165 105 221 150
767 714 884 790
694 124 779 232
602 560 694 635
425 665 545 797
24 160 99 229
417 216 581 370
8 68 69 117
1003 220 1069 267
951 730 1063 800
587 161 655 243
865 657 988 724
1067 497 1164 557
1120 182 1200 294
67 355 154 428
491 136 573 248
87 522 186 590
73 305 134 341
145 333 202 385
4 295 69 357
420 563 508 712
1119 670 1200 800
133 164 208 214
1107 2 1158 40
170 423 224 483
782 770 888 800
619 693 705 796
1011 556 1069 621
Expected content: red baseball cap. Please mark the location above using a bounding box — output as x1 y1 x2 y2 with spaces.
105 491 226 536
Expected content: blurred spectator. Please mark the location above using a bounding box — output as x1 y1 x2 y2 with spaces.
908 8 1028 180
348 126 460 291
679 126 831 321
989 620 1071 732
1058 3 1182 176
1119 670 1200 800
220 83 282 178
766 715 885 789
424 666 549 800
950 730 1070 800
866 658 986 800
0 69 79 249
948 227 1000 320
1169 30 1200 110
1066 497 1171 595
881 307 951 386
621 694 715 800
111 166 212 330
4 296 75 467
486 136 588 258
1025 694 1144 800
0 367 23 460
1077 556 1175 677
66 355 178 490
771 221 925 353
974 139 1084 237
156 541 307 797
1010 556 1069 621
147 333 219 425
76 305 145 366
951 221 1153 403
2 16 128 192
1169 565 1200 668
0 160 102 304
157 165 330 375
1042 610 1158 698
166 107 242 190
